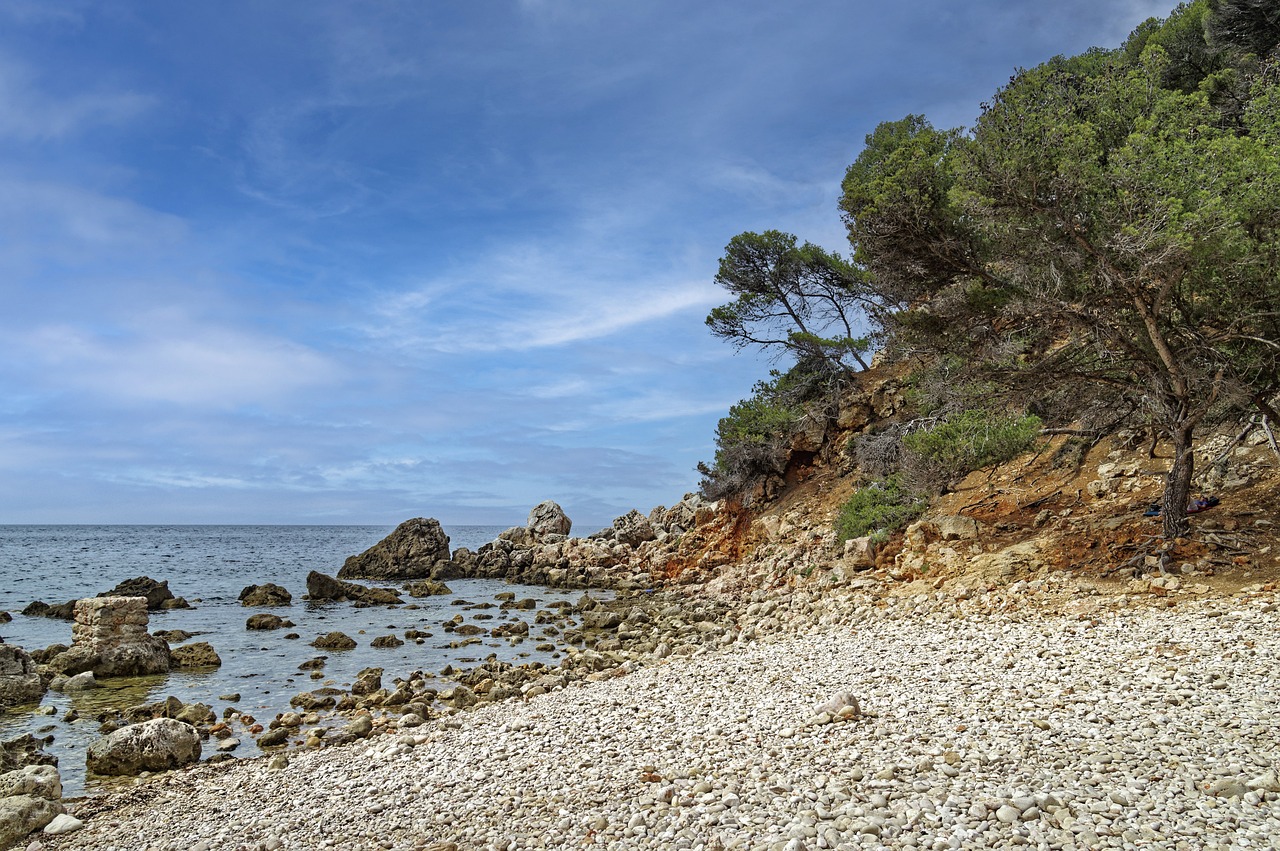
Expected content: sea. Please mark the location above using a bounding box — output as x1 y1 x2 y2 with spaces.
0 524 599 796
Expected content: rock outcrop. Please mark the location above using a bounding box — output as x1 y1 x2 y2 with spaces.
85 718 201 776
305 572 402 605
46 597 171 678
98 577 190 610
0 645 46 709
238 583 293 607
338 518 451 580
527 500 572 540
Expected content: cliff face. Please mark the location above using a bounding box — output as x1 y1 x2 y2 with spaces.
600 364 1280 600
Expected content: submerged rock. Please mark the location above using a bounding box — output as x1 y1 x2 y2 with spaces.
170 642 222 670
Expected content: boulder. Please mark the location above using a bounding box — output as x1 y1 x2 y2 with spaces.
46 598 170 678
937 515 980 541
338 518 451 580
528 501 572 540
404 579 452 597
170 642 222 670
238 583 293 607
98 577 189 610
0 645 46 709
246 614 294 631
612 510 657 547
310 632 357 650
0 764 61 800
85 718 201 776
0 795 63 850
305 571 402 605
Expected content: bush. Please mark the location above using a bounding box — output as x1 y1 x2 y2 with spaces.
697 377 802 499
901 409 1041 490
834 474 928 541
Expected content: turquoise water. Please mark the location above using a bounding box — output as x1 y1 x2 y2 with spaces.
0 525 592 796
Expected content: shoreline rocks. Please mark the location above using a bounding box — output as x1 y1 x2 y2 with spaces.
85 718 201 776
338 518 451 581
305 571 402 606
45 597 171 679
0 645 46 709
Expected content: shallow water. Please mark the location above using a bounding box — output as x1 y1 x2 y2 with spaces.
0 525 599 796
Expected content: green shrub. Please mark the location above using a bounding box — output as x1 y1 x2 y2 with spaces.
697 375 802 499
902 409 1041 489
835 474 928 541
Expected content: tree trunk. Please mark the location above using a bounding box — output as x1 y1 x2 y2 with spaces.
1161 423 1195 539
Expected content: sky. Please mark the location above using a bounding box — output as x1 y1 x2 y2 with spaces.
0 0 1174 528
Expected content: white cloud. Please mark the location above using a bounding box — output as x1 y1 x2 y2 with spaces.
20 315 343 410
0 55 152 141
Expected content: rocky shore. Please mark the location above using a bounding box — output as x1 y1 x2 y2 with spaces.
30 577 1280 851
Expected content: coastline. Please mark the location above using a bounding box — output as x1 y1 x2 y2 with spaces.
37 580 1280 851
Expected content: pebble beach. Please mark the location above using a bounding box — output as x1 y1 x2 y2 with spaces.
38 584 1280 851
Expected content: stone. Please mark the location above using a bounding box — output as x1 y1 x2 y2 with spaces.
612 510 657 547
310 632 357 650
527 501 572 540
0 796 63 850
405 579 452 597
98 577 188 611
816 691 861 718
371 634 404 648
85 718 201 776
338 518 451 580
0 765 61 800
246 614 294 631
43 814 85 835
305 571 402 605
938 515 980 540
0 645 47 708
582 611 623 630
257 728 290 748
0 736 57 774
238 583 293 607
60 671 99 692
21 601 77 620
842 537 876 568
46 598 171 678
170 642 222 669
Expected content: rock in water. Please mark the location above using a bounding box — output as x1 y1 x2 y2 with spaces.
98 577 189 610
0 645 47 709
170 642 222 670
305 572 402 605
246 614 294 631
338 518 451 580
85 718 201 776
238 583 293 607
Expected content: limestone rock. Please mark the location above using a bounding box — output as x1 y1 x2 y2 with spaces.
613 509 657 548
938 515 980 540
528 501 572 540
170 642 222 670
238 583 293 607
85 718 201 776
20 600 76 620
310 632 357 650
0 764 61 800
405 579 452 597
0 735 57 773
306 571 403 605
246 613 294 631
338 518 451 580
46 598 171 678
0 795 63 850
0 645 46 709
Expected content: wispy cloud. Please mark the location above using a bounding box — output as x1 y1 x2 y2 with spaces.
20 315 343 410
0 55 152 141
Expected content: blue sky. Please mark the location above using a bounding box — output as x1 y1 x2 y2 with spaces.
1 0 1172 527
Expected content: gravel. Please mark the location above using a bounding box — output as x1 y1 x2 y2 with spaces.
39 587 1280 851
